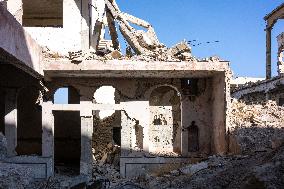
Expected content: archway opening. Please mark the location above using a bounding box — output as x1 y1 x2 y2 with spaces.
149 86 181 155
53 86 81 175
92 86 121 168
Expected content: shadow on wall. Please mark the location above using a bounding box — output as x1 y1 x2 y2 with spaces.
16 86 42 155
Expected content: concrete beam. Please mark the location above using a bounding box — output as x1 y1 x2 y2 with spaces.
43 60 230 78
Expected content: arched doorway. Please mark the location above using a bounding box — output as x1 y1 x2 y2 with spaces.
53 86 81 175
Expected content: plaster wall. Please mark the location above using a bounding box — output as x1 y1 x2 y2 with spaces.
24 0 84 55
0 5 43 76
181 78 213 156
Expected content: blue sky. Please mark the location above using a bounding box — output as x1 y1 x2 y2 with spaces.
116 0 284 78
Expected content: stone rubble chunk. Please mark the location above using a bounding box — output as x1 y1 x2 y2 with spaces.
180 162 208 175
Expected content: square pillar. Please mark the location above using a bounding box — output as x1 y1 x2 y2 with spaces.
80 116 93 180
80 100 93 180
42 101 54 177
181 100 188 157
266 27 272 79
5 89 17 157
42 101 54 157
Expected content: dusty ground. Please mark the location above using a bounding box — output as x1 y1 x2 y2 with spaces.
0 100 284 189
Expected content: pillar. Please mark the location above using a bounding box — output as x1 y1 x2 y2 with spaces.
181 100 188 157
266 27 272 79
5 89 17 157
80 99 93 181
42 101 54 157
42 101 54 177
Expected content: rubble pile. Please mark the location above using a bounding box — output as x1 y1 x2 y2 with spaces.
134 146 284 189
230 99 284 153
92 114 118 161
0 132 7 160
0 163 34 189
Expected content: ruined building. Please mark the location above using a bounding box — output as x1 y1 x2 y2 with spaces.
232 3 284 106
0 0 231 182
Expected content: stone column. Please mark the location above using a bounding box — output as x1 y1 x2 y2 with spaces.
266 27 272 79
5 89 17 157
42 101 54 157
42 101 54 177
80 100 93 181
181 99 188 157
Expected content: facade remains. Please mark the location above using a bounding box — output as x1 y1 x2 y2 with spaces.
0 0 231 184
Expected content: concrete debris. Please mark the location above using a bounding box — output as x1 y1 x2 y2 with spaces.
230 99 284 154
121 147 284 189
0 132 7 160
110 50 123 59
179 162 208 175
68 50 104 63
170 41 191 56
0 162 34 189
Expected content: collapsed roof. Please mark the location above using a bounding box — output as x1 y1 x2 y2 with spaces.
90 0 192 61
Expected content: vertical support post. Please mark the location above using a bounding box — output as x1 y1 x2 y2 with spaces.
5 89 17 157
181 99 188 157
80 100 93 181
42 101 54 177
266 27 272 79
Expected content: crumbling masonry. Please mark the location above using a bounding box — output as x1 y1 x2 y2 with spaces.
0 0 231 182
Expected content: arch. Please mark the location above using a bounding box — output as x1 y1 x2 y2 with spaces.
53 86 80 104
93 85 120 119
148 85 182 155
92 85 122 159
17 85 42 155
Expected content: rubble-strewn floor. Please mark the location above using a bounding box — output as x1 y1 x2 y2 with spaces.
230 100 284 154
1 100 284 189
